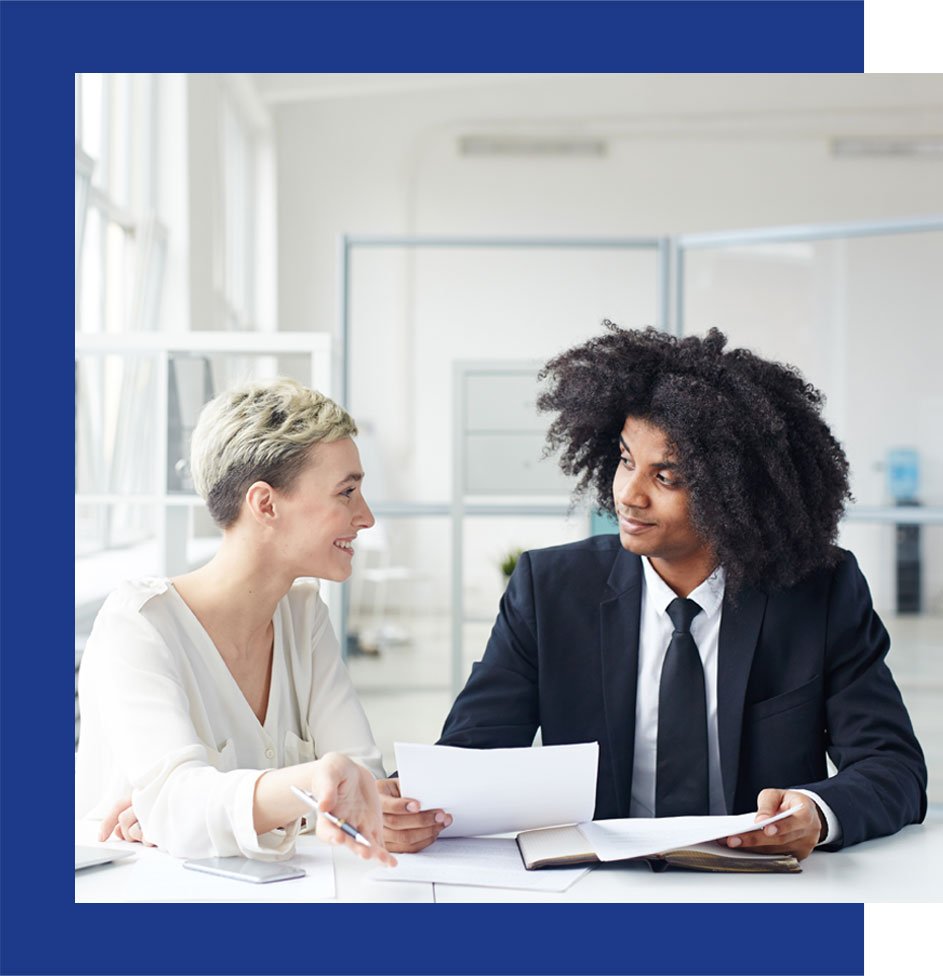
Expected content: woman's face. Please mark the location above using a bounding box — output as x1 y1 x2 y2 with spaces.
271 438 375 582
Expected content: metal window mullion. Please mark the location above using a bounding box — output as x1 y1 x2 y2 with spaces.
338 235 351 408
451 362 466 699
672 240 685 337
87 188 136 234
337 236 352 657
678 215 943 251
656 236 670 333
155 349 170 576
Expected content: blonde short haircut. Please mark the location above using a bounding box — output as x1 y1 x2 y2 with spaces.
190 378 357 528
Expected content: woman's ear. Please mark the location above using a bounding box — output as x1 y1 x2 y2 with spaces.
244 481 277 525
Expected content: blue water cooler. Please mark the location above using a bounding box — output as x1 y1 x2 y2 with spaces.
888 449 921 614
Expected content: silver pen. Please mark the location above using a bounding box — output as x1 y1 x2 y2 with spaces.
289 785 372 847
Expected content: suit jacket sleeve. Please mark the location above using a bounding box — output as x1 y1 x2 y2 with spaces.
797 551 927 849
438 551 541 748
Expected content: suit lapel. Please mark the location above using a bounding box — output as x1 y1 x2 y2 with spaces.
717 585 767 813
598 551 643 819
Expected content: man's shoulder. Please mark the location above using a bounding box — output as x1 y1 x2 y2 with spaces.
776 547 859 591
528 533 624 558
763 547 865 609
524 534 630 578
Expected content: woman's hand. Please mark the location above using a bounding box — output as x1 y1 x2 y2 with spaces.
376 778 451 853
309 754 397 867
98 796 155 846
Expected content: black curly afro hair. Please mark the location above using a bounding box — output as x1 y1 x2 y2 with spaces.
537 322 852 595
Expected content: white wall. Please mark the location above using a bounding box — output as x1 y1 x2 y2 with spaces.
270 74 943 614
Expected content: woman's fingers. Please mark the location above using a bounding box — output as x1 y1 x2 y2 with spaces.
98 796 132 841
315 814 398 866
116 806 145 844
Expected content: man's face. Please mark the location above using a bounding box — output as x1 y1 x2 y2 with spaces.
612 416 711 569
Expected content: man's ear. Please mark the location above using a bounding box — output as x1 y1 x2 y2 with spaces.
244 481 277 525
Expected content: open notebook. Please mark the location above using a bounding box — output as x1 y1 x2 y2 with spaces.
516 808 803 873
516 824 799 872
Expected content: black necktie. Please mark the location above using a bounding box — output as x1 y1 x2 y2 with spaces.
655 597 709 817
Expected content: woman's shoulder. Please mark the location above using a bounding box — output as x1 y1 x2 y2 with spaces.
84 579 176 665
101 577 173 616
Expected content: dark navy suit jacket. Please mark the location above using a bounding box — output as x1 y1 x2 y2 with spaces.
438 535 927 849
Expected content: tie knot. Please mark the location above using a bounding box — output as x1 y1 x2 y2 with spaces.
667 597 702 634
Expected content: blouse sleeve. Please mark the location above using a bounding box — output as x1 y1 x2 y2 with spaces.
302 589 386 779
79 589 298 860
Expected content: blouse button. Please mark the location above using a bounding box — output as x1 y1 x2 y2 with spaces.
265 748 275 760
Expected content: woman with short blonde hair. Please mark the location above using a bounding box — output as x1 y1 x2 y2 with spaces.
76 377 395 865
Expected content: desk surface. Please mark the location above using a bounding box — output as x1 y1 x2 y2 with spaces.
75 820 941 904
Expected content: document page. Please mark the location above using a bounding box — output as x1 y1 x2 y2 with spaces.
370 837 590 892
579 806 800 862
395 741 598 838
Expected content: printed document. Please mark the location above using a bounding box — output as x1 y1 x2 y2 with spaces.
371 837 590 892
579 806 801 861
394 741 598 838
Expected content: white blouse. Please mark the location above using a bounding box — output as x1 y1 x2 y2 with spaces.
75 577 385 860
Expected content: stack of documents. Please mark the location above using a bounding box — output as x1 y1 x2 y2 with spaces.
373 742 597 891
372 742 799 891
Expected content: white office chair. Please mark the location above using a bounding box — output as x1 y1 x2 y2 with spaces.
351 520 419 653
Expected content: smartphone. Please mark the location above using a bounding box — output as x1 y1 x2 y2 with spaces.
183 856 306 884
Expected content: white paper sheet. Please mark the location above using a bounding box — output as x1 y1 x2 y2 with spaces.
394 741 598 838
578 805 801 862
370 837 590 892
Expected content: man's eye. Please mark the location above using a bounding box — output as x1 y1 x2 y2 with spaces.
340 487 356 498
657 473 680 487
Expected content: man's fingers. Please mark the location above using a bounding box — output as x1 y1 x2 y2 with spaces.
379 793 423 815
727 798 820 860
375 778 402 799
754 788 786 822
383 808 451 830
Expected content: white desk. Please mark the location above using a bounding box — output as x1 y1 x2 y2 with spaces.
76 820 941 903
74 820 433 903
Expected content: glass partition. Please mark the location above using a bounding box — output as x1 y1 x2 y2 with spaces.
680 229 943 512
348 242 663 504
679 220 943 809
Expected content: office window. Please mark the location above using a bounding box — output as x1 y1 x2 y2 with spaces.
220 91 255 330
75 73 155 336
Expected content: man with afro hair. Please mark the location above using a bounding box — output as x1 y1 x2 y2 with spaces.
409 324 926 861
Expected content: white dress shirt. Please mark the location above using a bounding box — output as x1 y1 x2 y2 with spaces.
629 558 841 844
76 577 384 860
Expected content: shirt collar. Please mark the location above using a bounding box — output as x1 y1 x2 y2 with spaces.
641 557 726 620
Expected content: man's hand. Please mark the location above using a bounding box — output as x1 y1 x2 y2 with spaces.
98 796 155 846
722 788 825 861
377 778 452 853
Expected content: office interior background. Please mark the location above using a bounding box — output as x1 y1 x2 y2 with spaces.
75 73 942 817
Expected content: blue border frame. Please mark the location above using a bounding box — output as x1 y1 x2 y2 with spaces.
1 2 864 974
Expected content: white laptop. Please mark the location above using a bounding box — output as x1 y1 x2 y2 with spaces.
75 845 136 871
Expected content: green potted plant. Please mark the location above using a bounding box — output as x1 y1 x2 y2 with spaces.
499 547 524 586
